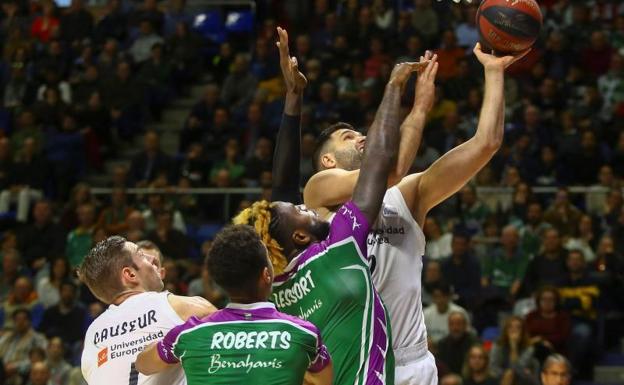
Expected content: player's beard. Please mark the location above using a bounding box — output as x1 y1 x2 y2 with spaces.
334 147 363 171
310 219 331 241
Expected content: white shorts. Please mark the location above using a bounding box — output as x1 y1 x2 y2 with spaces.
395 344 438 385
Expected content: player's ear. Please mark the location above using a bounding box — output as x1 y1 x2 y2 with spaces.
320 153 336 169
261 266 272 286
292 229 311 247
121 266 138 285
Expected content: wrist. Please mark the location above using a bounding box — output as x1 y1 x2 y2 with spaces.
484 66 505 77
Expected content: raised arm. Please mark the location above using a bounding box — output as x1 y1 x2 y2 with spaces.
167 294 217 321
303 55 436 212
271 26 307 204
399 43 530 225
352 63 420 223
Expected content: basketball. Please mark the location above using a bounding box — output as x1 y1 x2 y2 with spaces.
476 0 543 54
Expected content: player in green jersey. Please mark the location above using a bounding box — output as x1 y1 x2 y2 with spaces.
135 224 333 385
233 27 426 385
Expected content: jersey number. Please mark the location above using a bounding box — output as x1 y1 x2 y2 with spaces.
129 362 139 385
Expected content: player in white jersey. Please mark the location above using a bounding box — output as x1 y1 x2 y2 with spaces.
79 236 216 385
279 44 529 385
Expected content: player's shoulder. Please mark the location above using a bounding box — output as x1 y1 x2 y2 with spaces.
275 310 321 338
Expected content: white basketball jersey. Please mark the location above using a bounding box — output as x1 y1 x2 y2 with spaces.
368 187 427 351
81 291 186 385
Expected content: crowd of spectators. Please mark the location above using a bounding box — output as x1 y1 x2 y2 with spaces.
0 0 623 384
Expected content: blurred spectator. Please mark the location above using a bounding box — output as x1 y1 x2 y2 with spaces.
411 0 438 45
27 360 51 385
435 30 466 81
96 188 132 235
123 209 146 242
59 0 93 44
458 185 490 234
45 337 71 385
424 217 452 260
540 354 571 385
65 203 96 268
94 0 128 44
101 61 142 139
585 165 617 216
455 5 479 49
543 188 582 237
440 374 462 385
141 194 185 234
38 281 87 345
132 0 164 35
244 137 273 185
0 309 47 385
489 316 538 379
436 311 479 375
521 228 567 296
129 131 172 187
2 277 44 330
210 139 245 186
130 20 163 65
424 282 470 344
167 22 202 90
11 111 43 157
581 30 613 77
564 214 597 262
30 1 59 44
220 54 257 115
0 137 47 223
519 202 550 256
462 345 498 385
0 250 23 302
177 143 210 187
441 230 481 310
138 43 172 121
558 249 599 379
60 183 96 231
482 226 529 299
422 260 442 307
525 286 570 356
36 257 70 309
146 209 190 260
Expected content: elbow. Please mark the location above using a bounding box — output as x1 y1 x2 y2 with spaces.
476 135 502 155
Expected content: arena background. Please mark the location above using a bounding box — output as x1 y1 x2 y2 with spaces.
0 0 622 384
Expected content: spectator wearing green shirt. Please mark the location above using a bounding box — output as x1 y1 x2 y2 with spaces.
210 138 245 185
518 202 551 257
481 225 529 300
65 203 96 268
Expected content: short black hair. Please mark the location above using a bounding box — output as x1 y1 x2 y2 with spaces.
312 122 356 172
206 225 269 296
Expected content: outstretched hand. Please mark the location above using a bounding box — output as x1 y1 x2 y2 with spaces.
388 61 429 90
276 26 307 94
413 50 438 113
473 42 531 71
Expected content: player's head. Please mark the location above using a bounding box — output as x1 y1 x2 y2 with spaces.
79 236 163 304
207 224 273 301
313 122 365 172
233 201 330 274
137 240 165 279
541 354 571 385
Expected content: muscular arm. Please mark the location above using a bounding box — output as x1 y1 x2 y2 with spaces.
136 342 173 375
304 362 333 385
272 93 302 203
168 294 217 321
352 81 402 223
271 26 307 204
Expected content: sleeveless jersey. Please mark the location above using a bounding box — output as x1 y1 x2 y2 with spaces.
272 201 394 385
81 291 185 385
368 187 427 352
157 302 331 385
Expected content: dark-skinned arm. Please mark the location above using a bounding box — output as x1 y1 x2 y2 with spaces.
271 26 307 204
352 63 419 224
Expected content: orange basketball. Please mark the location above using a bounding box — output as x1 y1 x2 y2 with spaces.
476 0 543 54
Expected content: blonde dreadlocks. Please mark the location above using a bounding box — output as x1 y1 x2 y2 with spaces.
233 201 288 274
